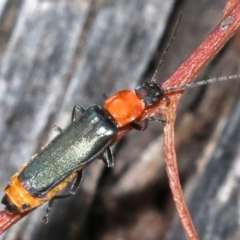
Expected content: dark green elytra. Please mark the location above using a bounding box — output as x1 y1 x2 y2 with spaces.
19 105 117 197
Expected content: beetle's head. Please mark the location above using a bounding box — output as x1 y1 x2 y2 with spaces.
135 82 165 106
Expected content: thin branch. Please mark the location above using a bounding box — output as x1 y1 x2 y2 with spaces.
0 210 30 234
163 107 199 239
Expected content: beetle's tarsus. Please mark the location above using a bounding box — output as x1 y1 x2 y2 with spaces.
101 147 114 167
72 105 86 122
53 125 63 133
130 119 148 131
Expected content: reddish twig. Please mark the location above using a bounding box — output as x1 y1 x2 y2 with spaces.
0 210 30 234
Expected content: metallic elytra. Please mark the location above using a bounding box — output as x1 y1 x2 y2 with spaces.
2 104 117 213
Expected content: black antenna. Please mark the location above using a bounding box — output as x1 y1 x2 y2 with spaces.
164 75 240 93
151 13 182 83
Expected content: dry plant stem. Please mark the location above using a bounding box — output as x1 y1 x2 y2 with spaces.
163 108 200 240
1 0 240 235
0 210 30 234
224 0 240 16
163 107 199 240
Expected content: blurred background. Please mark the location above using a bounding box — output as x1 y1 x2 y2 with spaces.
0 0 240 239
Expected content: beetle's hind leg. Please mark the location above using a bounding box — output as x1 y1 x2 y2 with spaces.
42 171 83 223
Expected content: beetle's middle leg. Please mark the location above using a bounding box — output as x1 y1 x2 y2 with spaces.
42 171 83 223
100 147 114 167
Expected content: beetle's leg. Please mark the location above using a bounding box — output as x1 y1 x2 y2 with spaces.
53 125 63 133
163 94 170 106
42 199 54 223
130 116 167 131
72 105 86 122
130 119 149 131
102 93 108 100
164 95 170 106
148 116 167 125
53 105 86 132
55 171 83 198
67 170 83 196
101 147 114 167
42 171 83 223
